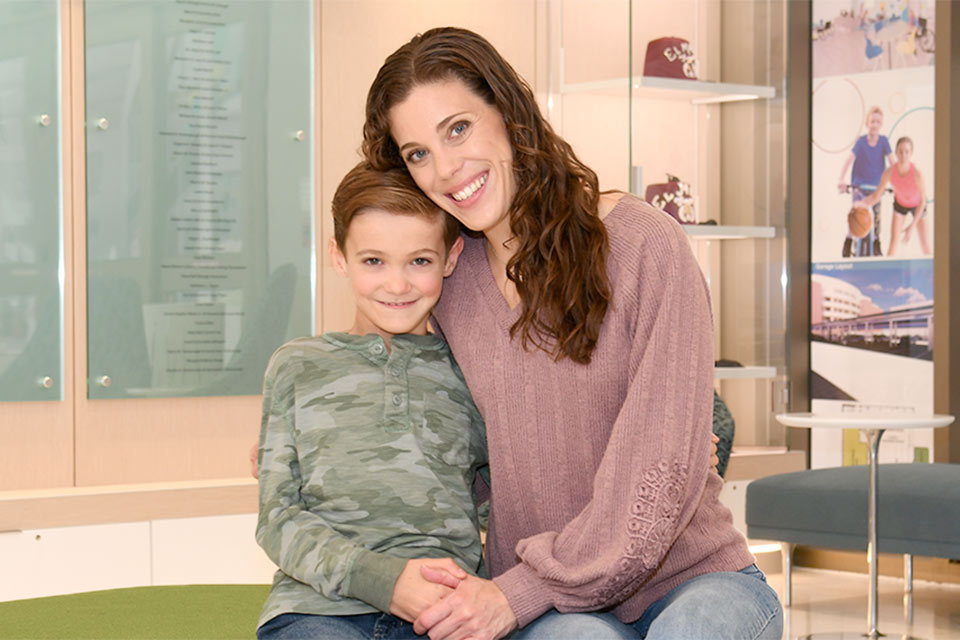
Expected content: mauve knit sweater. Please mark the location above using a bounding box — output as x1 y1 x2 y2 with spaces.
432 195 755 627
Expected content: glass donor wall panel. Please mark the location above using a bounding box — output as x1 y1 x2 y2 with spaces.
85 0 313 399
0 0 63 402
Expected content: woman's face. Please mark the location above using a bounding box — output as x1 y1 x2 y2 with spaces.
866 112 883 135
388 79 516 243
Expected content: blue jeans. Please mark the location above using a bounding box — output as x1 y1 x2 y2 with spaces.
514 564 782 640
257 612 419 639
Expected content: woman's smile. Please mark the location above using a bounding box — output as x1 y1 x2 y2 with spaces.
450 172 488 203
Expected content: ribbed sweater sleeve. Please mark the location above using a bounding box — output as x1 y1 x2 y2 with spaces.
493 215 716 625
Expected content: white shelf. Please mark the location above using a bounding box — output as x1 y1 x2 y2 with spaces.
714 366 776 380
636 76 776 103
560 75 776 104
683 225 775 240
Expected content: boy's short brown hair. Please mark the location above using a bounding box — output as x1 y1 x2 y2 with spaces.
332 161 461 252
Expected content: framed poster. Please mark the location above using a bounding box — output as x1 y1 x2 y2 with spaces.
809 0 935 466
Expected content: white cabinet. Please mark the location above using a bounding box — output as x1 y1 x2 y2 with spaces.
0 514 274 602
0 523 151 601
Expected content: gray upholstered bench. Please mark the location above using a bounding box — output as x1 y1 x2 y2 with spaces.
745 463 960 606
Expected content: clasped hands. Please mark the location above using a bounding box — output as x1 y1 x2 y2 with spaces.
390 558 517 640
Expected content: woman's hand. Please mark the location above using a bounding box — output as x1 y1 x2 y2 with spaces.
413 572 517 640
389 558 467 623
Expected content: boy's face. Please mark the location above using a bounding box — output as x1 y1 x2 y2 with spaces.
866 112 882 134
330 208 463 344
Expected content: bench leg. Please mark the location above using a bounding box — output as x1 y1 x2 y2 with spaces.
903 553 913 593
781 542 795 607
904 553 913 626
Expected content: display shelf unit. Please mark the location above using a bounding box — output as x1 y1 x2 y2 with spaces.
550 0 789 453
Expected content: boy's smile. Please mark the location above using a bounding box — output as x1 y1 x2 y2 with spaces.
330 208 463 347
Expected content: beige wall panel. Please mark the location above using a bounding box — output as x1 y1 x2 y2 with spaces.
74 396 261 486
0 480 257 530
560 0 628 85
0 403 74 490
318 0 538 333
631 99 696 194
561 93 630 191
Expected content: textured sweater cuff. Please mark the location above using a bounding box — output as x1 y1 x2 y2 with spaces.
492 563 555 628
344 549 407 613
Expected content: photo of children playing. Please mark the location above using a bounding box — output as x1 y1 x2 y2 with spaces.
811 0 934 264
811 77 933 263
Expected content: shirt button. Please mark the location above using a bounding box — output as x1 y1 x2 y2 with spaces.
392 394 402 407
371 344 384 354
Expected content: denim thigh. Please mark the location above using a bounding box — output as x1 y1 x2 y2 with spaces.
630 565 783 640
257 612 419 640
511 609 640 640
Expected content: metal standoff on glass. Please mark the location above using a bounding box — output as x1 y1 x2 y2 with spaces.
96 375 112 388
294 129 305 142
97 117 110 130
38 376 54 389
37 114 52 127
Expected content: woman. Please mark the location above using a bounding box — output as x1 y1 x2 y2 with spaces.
362 27 782 640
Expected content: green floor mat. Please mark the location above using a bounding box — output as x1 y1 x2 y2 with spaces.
0 584 270 640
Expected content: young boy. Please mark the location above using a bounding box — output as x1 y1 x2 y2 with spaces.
837 105 897 257
255 162 487 639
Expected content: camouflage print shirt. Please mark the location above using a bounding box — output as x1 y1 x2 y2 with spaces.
255 332 487 627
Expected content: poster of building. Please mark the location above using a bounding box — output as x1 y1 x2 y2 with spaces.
809 0 935 467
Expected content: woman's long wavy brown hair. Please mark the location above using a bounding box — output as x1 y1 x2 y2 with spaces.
363 27 610 364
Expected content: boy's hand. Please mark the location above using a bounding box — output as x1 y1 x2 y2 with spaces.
389 558 467 622
249 440 259 479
